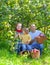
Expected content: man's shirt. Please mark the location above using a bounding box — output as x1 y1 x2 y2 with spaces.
29 30 42 40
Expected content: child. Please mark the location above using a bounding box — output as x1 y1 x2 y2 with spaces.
19 28 32 54
19 28 31 44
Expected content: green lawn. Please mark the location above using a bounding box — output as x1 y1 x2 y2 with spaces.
0 48 50 65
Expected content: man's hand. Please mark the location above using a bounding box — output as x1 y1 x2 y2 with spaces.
35 35 47 44
25 41 30 44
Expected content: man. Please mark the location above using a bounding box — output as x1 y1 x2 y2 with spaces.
29 24 44 55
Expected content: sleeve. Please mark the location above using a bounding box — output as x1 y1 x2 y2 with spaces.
38 30 44 36
19 35 23 40
15 31 18 38
28 35 31 41
39 30 45 36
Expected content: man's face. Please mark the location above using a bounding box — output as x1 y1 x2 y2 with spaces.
30 26 36 32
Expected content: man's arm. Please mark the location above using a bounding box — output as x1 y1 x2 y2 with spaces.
29 39 36 44
29 34 47 44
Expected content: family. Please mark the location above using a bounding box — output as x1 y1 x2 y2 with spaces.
15 23 46 58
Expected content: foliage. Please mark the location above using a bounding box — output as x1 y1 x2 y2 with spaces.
0 0 50 49
0 48 50 65
0 0 50 65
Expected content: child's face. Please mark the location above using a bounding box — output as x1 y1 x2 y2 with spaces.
23 30 29 34
16 24 22 30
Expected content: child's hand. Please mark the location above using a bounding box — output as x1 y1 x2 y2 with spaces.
25 41 29 44
18 33 20 36
15 34 18 38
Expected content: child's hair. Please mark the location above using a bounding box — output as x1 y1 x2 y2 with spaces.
23 28 29 33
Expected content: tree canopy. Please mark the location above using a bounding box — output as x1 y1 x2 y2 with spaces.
0 0 50 48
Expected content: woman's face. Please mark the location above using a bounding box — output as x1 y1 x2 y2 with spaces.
16 24 22 30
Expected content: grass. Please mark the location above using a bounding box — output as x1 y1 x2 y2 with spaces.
0 48 50 65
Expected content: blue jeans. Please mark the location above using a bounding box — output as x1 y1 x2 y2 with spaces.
22 44 32 52
30 42 44 54
14 42 22 54
16 43 32 54
39 44 44 54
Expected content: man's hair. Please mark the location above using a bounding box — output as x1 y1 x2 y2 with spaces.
31 24 36 27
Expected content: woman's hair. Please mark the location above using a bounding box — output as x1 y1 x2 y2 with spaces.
16 23 22 27
15 23 22 30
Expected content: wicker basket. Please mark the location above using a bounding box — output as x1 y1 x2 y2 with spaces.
31 49 40 59
35 35 46 44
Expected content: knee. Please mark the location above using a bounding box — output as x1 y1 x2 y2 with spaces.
40 44 44 50
22 44 26 51
27 45 32 51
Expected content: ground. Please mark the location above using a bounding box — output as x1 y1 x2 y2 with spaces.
0 48 50 65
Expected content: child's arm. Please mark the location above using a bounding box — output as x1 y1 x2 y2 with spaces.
15 31 18 38
18 33 22 40
28 35 31 41
26 35 31 44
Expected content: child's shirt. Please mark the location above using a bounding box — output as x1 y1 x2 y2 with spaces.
19 34 31 44
16 29 22 34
